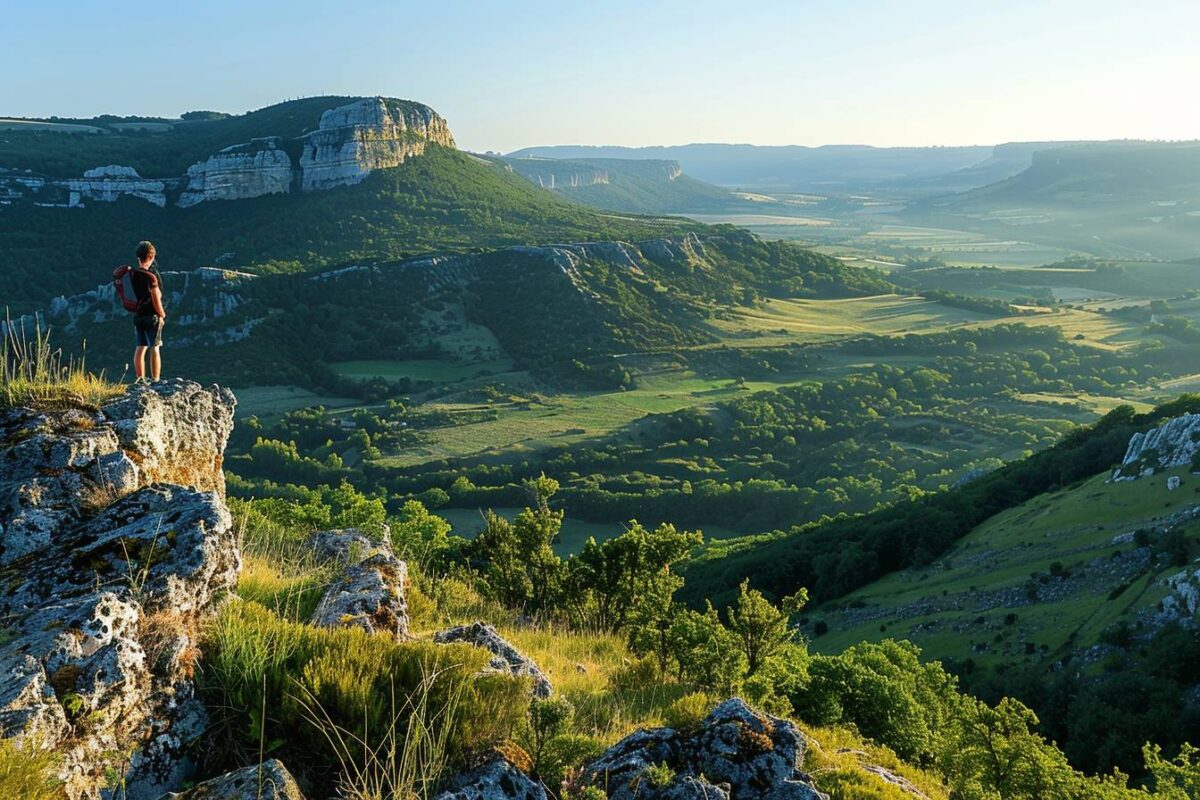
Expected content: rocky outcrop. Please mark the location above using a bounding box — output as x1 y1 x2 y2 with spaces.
434 756 547 800
0 381 240 799
434 622 552 698
66 165 167 207
299 97 455 192
579 699 826 800
177 137 293 207
310 553 409 638
307 526 392 564
0 379 234 565
1111 413 1200 481
167 759 307 800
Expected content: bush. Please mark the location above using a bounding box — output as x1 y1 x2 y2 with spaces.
201 600 528 788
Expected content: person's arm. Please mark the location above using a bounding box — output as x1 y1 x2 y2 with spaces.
151 284 166 319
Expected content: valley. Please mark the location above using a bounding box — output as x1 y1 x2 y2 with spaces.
4 89 1200 798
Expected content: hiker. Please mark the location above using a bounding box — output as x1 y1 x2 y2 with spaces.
129 240 166 382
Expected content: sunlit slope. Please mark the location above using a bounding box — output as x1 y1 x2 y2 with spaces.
810 466 1198 670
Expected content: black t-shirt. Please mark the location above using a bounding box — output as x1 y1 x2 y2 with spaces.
131 262 163 319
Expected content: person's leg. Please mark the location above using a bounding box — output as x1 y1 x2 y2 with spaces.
134 345 147 380
149 346 161 380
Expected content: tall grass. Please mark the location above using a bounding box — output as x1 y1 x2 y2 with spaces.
296 666 465 800
201 600 528 793
0 738 62 800
1 311 123 409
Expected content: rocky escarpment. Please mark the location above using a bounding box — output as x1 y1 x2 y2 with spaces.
66 165 168 208
299 97 454 191
0 96 454 209
177 137 293 207
0 381 240 799
1111 413 1200 481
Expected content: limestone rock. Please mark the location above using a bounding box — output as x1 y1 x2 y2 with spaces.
0 485 238 799
0 381 240 799
433 622 552 698
310 553 409 637
1112 413 1200 481
307 526 392 564
177 138 294 208
0 379 235 565
65 165 167 207
299 97 455 192
581 699 826 800
166 759 306 799
1169 475 1182 491
435 756 547 800
100 379 236 495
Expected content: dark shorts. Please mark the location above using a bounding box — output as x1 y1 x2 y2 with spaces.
134 316 164 347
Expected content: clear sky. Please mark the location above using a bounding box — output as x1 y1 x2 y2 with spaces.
2 0 1197 152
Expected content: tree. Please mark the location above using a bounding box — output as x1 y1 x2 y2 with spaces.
567 522 702 632
726 579 807 675
1144 742 1200 799
668 602 746 694
941 697 1077 800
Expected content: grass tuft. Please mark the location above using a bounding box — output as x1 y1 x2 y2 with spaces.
1 312 123 410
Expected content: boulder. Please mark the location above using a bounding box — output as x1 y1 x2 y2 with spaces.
0 379 234 566
166 759 306 799
307 526 392 564
0 382 240 799
433 622 552 698
310 553 409 638
580 699 826 800
434 756 547 800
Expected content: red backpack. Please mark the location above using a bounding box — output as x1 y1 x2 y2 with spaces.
113 265 156 314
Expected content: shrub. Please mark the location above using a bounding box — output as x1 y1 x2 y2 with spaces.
526 696 575 774
201 600 527 788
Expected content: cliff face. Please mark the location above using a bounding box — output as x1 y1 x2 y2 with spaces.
299 97 455 191
177 137 294 207
0 96 455 209
0 381 240 800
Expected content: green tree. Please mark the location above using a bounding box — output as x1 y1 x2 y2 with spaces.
726 579 807 675
1144 742 1200 799
668 602 746 694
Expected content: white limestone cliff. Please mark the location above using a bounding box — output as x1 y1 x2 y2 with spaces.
298 97 455 191
65 165 168 207
176 137 293 207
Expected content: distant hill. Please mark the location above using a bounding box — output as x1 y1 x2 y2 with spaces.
509 142 1002 194
914 140 1200 259
496 155 741 214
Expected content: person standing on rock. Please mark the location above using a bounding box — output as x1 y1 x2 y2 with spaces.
131 241 166 382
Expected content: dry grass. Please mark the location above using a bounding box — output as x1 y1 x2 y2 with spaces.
1 313 123 410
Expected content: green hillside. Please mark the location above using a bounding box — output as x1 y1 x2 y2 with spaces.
499 155 742 214
0 146 690 310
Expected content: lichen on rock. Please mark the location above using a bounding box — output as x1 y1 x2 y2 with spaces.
0 380 240 799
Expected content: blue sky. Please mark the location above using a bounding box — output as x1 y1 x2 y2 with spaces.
2 0 1197 152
